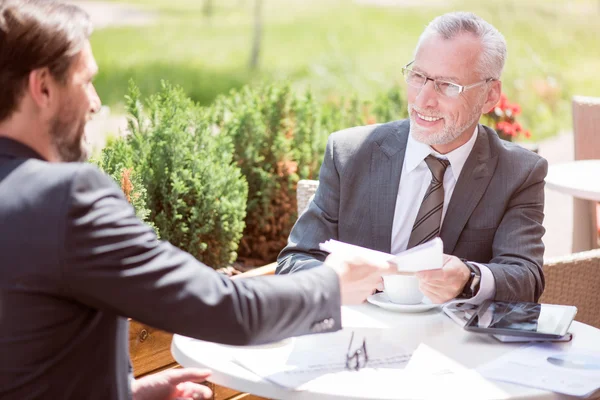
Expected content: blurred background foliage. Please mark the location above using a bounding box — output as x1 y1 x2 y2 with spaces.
92 0 600 142
91 0 599 267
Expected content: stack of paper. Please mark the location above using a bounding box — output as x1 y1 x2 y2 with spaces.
478 343 600 397
319 237 443 273
232 328 412 389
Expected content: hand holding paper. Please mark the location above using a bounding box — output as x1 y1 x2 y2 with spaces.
319 237 444 273
321 249 398 305
417 254 473 303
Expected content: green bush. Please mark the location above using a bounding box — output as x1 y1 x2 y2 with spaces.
211 84 300 263
209 82 407 264
95 79 406 267
92 135 158 235
95 82 248 268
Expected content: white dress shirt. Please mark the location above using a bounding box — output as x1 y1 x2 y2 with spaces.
390 126 495 303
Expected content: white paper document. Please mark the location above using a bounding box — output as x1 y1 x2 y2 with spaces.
319 237 443 273
404 344 510 400
231 328 412 390
478 343 600 397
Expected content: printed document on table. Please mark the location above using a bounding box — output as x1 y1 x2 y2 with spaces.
319 237 443 272
478 343 600 397
231 328 412 390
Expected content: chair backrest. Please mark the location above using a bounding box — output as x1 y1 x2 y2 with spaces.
297 179 319 214
540 249 600 329
573 96 600 161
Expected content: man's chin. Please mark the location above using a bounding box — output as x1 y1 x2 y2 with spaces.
410 125 450 146
79 136 92 162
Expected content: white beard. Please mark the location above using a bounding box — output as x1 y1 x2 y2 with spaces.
408 99 484 146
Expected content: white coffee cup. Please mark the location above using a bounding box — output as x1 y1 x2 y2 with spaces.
382 274 424 304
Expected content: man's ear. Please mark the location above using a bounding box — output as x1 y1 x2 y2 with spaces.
27 68 56 110
482 80 502 114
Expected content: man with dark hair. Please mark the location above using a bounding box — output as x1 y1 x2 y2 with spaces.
278 12 547 305
0 1 396 399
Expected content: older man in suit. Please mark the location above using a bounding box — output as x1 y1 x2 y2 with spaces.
0 1 397 399
278 12 547 305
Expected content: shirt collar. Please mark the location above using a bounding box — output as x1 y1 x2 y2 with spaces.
404 125 479 180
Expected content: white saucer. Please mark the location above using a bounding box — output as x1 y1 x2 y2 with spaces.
225 337 293 349
366 292 439 313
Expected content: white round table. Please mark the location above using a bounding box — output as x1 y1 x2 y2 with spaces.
546 160 600 202
172 303 599 400
545 160 600 252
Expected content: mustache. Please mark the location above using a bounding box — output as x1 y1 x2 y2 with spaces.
408 104 445 119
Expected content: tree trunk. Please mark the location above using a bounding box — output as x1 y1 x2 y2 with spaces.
249 0 263 70
203 0 213 18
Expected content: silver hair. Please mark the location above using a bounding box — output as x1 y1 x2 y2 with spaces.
415 12 507 80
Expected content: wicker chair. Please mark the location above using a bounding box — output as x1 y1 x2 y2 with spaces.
540 249 600 329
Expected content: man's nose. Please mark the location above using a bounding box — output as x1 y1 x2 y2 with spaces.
414 79 439 109
89 85 102 114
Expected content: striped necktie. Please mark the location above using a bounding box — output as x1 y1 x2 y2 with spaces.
407 155 450 249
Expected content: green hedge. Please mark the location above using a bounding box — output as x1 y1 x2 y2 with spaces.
95 81 406 267
95 82 248 268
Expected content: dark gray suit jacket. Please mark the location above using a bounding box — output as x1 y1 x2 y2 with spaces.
0 138 341 399
277 120 547 302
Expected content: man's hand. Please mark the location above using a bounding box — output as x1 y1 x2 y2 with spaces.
325 253 396 304
416 254 470 304
132 368 212 400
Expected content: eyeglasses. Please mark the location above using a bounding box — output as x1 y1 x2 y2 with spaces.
346 331 369 371
402 61 495 98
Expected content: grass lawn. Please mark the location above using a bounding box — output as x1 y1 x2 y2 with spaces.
91 0 600 141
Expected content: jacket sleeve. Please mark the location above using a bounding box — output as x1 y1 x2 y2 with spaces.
60 164 341 345
486 156 548 302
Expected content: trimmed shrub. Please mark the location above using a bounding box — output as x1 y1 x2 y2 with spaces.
209 82 406 264
211 84 300 263
92 134 158 235
95 82 248 268
95 80 406 267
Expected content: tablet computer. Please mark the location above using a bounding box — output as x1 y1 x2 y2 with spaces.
464 300 577 339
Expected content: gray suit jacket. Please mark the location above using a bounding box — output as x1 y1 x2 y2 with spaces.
0 138 341 400
277 120 547 302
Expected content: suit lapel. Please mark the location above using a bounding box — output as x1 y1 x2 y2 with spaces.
369 122 408 253
440 125 498 254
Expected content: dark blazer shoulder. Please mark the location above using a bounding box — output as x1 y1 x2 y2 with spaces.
482 124 547 170
329 119 409 167
5 161 124 223
11 158 95 183
65 163 123 195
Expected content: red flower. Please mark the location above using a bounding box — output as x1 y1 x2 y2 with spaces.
497 121 510 132
485 92 531 141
